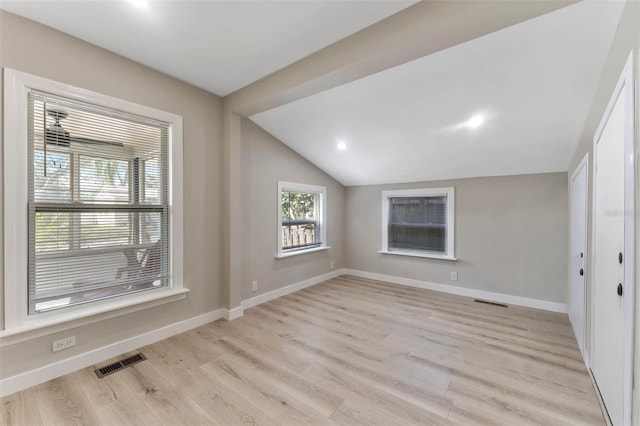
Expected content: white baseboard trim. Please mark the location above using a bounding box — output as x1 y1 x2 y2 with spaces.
222 306 244 321
241 268 347 310
0 309 224 397
344 269 568 314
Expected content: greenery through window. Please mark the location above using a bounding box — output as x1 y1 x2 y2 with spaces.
278 182 326 256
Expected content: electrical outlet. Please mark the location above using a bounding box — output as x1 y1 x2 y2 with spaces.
450 272 458 281
251 281 258 292
52 335 76 352
330 261 334 269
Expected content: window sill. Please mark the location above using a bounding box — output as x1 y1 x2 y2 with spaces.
378 250 457 261
276 246 331 259
0 287 190 347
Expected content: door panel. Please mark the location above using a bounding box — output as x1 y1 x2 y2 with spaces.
592 88 625 426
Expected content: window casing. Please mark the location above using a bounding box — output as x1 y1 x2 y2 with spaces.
3 69 185 335
381 187 456 260
277 182 327 257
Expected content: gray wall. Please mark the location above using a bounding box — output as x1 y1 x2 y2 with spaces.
346 172 568 303
0 11 223 378
565 0 639 421
241 119 345 300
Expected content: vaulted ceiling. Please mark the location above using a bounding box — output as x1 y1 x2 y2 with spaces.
0 0 416 96
1 1 626 185
251 1 625 185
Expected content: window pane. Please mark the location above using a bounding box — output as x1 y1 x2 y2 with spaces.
35 211 70 251
144 157 161 204
281 191 319 250
31 209 168 311
78 211 132 248
32 242 168 312
33 151 71 202
389 196 447 253
79 156 129 203
140 211 162 244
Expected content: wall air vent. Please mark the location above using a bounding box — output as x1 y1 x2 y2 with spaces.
474 299 508 308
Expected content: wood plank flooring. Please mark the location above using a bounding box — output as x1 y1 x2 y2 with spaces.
2 275 605 425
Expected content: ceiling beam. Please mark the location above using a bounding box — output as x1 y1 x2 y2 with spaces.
225 0 577 117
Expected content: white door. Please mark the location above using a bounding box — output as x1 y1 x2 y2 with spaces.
569 156 587 355
591 54 635 426
593 87 625 425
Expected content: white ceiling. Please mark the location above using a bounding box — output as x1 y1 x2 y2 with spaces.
0 0 415 96
252 1 625 186
1 1 626 186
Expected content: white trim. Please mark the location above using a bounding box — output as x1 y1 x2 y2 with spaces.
4 68 30 330
277 181 327 258
570 153 590 184
344 269 568 313
0 309 223 397
222 306 245 321
275 246 331 259
3 68 185 334
381 186 455 259
170 117 184 306
620 52 635 426
584 351 591 371
242 269 346 310
377 250 457 261
589 52 635 426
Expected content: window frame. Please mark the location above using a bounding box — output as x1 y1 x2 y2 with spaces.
276 181 328 258
3 68 186 337
380 187 456 261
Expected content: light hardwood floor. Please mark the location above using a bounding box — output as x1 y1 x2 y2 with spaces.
2 275 605 425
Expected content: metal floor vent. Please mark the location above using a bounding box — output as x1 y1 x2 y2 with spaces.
95 353 146 378
474 299 508 308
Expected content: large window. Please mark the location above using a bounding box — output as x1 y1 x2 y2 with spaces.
381 187 456 260
4 69 185 333
28 91 170 312
277 182 327 257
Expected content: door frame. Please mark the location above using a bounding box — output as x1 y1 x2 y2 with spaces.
590 51 636 425
569 153 588 358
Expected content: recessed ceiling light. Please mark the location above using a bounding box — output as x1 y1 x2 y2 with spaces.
466 114 485 129
337 141 348 151
127 0 149 8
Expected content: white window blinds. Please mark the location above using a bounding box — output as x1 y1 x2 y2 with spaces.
28 90 170 313
381 187 455 260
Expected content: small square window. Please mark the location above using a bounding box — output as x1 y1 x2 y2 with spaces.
381 187 455 260
277 182 327 257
